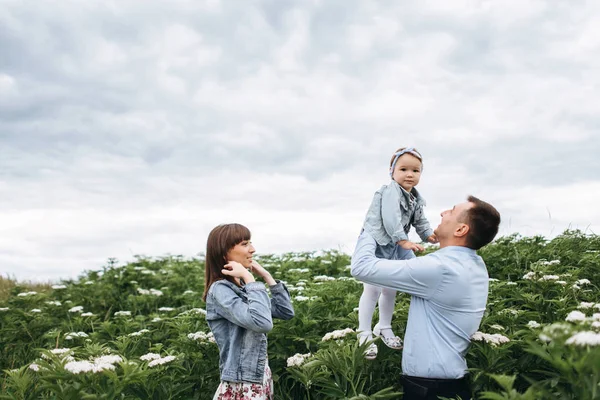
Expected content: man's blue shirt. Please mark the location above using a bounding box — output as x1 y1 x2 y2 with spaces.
351 231 489 379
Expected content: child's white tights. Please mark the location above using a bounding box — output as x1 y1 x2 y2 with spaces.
357 283 396 343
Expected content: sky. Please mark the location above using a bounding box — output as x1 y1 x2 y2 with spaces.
1 0 599 282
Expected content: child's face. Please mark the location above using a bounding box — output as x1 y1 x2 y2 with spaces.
391 153 422 192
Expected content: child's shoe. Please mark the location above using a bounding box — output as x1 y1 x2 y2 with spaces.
373 323 403 350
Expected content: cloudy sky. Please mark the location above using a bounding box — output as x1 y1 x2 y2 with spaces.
1 0 599 282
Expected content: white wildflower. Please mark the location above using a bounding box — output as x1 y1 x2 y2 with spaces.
150 289 163 296
183 290 195 295
296 282 306 287
141 270 155 275
313 275 335 282
30 309 42 313
188 331 215 343
522 272 536 280
595 304 600 310
52 285 67 290
295 296 309 302
471 332 510 346
81 312 94 317
114 311 131 316
129 280 138 284
152 317 163 322
578 302 595 309
84 281 94 285
576 279 591 286
556 280 567 285
288 268 309 273
46 301 62 306
565 331 600 346
29 363 40 371
490 324 505 331
321 260 332 264
592 321 600 329
129 329 150 337
94 355 123 365
539 333 552 342
540 275 559 281
506 282 518 286
542 260 560 266
489 278 499 282
322 328 354 342
0 307 9 311
17 291 38 297
158 307 175 312
137 288 150 295
51 348 71 355
69 306 84 313
527 321 541 329
565 310 587 323
287 353 312 367
140 353 161 361
148 355 176 367
572 284 581 290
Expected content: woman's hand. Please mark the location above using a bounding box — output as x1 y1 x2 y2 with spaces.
397 240 425 252
250 261 277 286
222 261 255 283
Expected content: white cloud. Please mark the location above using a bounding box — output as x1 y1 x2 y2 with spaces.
1 0 599 281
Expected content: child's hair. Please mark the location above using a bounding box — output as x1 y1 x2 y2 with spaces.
202 223 252 301
389 147 423 167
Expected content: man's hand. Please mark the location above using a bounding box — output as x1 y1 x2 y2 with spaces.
427 234 438 244
397 240 425 252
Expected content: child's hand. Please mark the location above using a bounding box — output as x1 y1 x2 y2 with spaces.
397 240 425 252
427 234 438 244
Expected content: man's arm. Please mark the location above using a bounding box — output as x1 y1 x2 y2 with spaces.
351 231 444 299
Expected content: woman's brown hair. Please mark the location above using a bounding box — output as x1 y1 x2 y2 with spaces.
202 223 252 301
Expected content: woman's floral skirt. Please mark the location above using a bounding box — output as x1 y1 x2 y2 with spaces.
213 362 273 400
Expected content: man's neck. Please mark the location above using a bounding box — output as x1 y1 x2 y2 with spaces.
439 238 468 249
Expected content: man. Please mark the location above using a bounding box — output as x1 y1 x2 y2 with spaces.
351 195 501 400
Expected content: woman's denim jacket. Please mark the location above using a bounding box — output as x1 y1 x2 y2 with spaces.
363 181 433 246
206 279 295 383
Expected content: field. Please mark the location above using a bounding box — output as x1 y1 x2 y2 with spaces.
1 230 599 399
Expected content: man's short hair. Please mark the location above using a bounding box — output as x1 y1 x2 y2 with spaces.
461 195 501 250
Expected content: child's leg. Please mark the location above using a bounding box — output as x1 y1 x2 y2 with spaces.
358 283 381 343
377 246 416 341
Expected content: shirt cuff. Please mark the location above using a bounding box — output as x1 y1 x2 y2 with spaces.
268 280 288 294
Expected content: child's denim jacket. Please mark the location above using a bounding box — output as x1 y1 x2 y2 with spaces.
206 279 294 383
363 181 433 246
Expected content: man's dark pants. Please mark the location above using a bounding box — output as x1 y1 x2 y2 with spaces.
401 375 471 400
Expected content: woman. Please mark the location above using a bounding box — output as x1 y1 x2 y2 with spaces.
203 223 295 400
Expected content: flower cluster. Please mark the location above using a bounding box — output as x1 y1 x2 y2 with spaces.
188 331 216 343
565 331 600 346
17 291 38 297
68 306 84 313
471 332 510 346
148 355 176 367
313 275 336 282
128 329 150 337
322 328 354 342
64 354 122 374
287 353 312 367
65 331 89 340
137 288 163 296
114 311 132 316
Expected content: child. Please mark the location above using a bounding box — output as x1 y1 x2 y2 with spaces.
357 147 437 359
203 223 295 399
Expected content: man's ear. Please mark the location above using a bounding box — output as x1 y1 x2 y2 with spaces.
455 223 470 238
